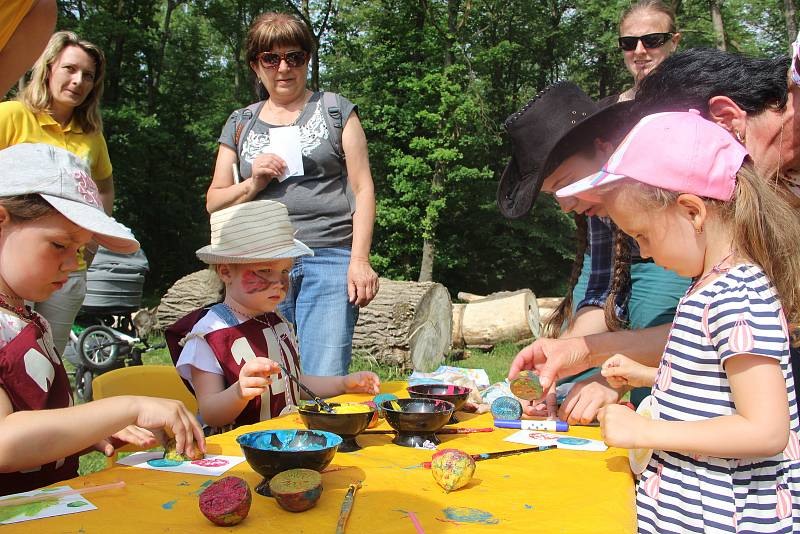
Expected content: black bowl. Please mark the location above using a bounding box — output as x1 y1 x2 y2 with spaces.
298 403 376 452
380 398 454 448
236 429 341 496
407 384 472 424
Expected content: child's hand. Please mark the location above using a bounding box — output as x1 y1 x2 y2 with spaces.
130 396 206 459
238 357 282 400
598 403 647 449
342 371 380 395
601 354 657 388
90 425 159 456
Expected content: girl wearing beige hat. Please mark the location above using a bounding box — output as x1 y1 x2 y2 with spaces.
173 200 379 431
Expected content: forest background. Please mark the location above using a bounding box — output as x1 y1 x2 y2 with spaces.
18 0 800 300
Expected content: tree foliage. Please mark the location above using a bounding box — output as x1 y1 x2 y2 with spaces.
30 0 798 297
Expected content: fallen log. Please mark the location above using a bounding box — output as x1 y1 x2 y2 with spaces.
452 289 540 347
157 269 224 328
353 278 451 372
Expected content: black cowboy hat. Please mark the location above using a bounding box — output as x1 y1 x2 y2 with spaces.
496 82 634 219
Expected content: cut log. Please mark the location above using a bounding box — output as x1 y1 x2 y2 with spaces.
456 291 485 303
353 278 451 371
157 269 224 328
537 297 563 325
451 303 467 349
456 289 540 346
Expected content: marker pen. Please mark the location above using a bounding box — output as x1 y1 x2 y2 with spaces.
494 419 569 432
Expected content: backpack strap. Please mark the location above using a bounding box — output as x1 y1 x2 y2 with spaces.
232 101 266 180
322 91 345 161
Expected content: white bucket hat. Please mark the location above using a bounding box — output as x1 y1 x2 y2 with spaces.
196 200 313 264
0 143 139 254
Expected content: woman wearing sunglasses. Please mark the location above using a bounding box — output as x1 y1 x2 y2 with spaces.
206 12 378 378
616 0 681 102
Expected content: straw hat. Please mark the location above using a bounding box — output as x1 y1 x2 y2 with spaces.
196 200 313 264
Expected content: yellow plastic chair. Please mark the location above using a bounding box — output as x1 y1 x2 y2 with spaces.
91 365 198 466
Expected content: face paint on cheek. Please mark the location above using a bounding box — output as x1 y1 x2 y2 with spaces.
240 270 272 294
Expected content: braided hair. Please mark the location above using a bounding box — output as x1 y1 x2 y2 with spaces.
543 214 589 338
603 226 632 331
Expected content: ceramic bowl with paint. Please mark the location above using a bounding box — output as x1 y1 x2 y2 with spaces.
407 384 472 424
490 396 523 420
298 402 377 453
268 468 323 512
380 398 454 448
236 429 341 496
509 370 543 401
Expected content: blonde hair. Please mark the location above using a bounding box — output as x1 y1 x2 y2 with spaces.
620 1 677 33
607 162 800 324
20 31 106 134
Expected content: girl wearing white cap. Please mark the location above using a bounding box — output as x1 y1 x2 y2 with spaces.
0 144 204 496
173 200 379 432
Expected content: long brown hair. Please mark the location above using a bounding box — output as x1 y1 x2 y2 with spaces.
20 31 106 134
611 162 800 324
603 227 631 331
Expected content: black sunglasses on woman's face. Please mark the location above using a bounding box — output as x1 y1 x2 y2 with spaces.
257 50 308 69
618 33 673 51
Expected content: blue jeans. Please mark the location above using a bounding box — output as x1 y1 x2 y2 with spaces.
278 247 358 376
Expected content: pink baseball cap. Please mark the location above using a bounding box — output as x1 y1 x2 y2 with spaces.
555 110 748 202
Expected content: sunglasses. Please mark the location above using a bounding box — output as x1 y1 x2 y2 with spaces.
618 33 673 51
257 50 308 69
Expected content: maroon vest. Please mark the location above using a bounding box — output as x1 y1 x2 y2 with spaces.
0 321 78 496
203 313 302 427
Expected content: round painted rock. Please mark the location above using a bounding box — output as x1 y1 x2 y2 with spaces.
268 468 323 512
491 396 523 420
430 449 476 493
509 370 543 401
199 476 252 526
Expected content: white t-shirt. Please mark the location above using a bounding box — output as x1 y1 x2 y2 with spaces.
175 307 244 389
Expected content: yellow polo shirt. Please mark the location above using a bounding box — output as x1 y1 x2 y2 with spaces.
0 101 114 270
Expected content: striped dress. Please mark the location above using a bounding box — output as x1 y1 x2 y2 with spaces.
638 264 800 533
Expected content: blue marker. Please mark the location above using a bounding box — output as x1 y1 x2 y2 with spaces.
494 419 569 432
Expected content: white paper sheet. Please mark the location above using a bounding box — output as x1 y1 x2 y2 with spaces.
504 430 608 452
0 485 97 524
116 451 245 476
266 126 304 181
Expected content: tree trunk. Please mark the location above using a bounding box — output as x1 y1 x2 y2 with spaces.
709 0 726 51
150 0 182 113
156 270 224 328
418 238 435 282
452 290 540 348
786 0 798 46
352 278 452 371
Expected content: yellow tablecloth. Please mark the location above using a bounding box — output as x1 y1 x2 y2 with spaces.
4 382 636 533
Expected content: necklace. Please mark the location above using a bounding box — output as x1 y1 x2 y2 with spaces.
687 251 735 296
266 92 310 127
223 302 272 326
0 292 46 333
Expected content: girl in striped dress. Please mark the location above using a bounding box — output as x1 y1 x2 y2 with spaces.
557 110 800 533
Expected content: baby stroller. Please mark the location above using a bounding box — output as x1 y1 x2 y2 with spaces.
65 245 159 401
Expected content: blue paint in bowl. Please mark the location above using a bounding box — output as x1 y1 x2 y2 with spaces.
236 429 342 452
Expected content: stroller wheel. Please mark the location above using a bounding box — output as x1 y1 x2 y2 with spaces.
78 325 120 371
75 367 94 402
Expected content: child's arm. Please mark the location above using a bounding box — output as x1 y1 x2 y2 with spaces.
191 357 281 428
600 354 658 388
0 389 205 473
300 371 380 399
599 354 789 458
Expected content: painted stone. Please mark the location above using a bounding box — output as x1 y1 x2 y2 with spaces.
199 476 252 526
164 437 204 462
509 370 543 401
430 449 476 493
490 396 523 420
268 468 323 512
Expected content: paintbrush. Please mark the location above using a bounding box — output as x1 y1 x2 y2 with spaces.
422 445 556 468
335 481 362 534
362 427 493 435
277 363 335 413
0 481 126 507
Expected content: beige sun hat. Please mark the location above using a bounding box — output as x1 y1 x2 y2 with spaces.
196 200 313 264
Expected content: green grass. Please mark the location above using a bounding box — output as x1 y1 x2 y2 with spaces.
75 339 524 475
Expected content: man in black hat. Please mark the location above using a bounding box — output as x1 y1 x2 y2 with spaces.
499 82 690 424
